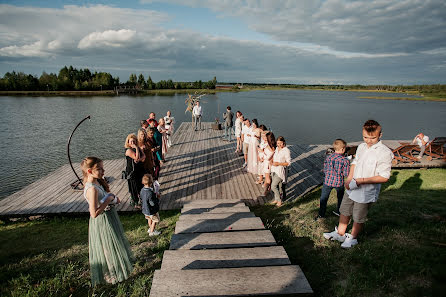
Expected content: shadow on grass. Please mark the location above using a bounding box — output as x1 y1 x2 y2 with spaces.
0 209 180 297
252 170 446 297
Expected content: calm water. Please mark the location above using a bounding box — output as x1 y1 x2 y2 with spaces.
1 90 445 199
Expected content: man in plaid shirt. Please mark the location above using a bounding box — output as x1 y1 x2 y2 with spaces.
315 139 350 220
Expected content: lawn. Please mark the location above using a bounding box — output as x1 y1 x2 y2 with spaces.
1 168 445 296
252 168 446 297
0 210 180 297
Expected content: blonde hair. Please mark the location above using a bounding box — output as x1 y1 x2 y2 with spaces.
137 129 147 147
142 173 153 186
333 139 347 151
125 133 138 148
158 118 165 125
80 156 110 192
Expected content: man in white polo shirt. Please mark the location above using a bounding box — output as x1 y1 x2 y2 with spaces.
323 119 393 248
241 118 252 168
412 132 429 159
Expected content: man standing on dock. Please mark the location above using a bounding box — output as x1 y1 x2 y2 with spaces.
192 101 202 131
222 106 234 141
323 120 393 248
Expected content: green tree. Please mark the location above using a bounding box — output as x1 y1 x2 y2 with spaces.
147 76 154 89
138 74 146 89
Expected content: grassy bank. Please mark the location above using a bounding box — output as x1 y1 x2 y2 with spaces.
0 210 180 297
253 168 446 297
359 96 446 102
1 169 445 296
1 87 444 102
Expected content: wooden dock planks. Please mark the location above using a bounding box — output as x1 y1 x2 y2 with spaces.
2 122 438 218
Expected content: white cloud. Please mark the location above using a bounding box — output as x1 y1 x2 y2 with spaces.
0 3 445 84
78 29 137 49
0 41 48 57
146 0 446 55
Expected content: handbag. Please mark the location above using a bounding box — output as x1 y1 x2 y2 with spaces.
121 155 135 180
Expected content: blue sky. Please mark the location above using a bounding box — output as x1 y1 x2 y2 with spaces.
1 0 446 84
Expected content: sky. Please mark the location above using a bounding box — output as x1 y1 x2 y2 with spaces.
0 0 445 84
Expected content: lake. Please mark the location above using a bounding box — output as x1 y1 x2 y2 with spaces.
0 89 445 199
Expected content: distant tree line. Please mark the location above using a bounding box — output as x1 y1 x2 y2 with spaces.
239 83 446 94
0 66 217 91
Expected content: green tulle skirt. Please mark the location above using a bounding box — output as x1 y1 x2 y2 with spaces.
89 207 134 286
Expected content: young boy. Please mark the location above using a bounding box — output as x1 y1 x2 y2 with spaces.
140 174 161 236
315 139 350 221
323 120 393 248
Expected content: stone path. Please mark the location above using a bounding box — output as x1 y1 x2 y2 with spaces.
149 199 313 297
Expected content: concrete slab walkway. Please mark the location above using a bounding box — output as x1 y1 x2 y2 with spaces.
149 199 312 296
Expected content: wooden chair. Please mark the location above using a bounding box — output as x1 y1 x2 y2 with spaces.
392 144 420 165
413 137 446 161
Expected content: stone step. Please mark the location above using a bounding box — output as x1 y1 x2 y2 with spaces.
161 246 291 270
175 216 265 234
170 230 277 250
182 199 245 208
149 265 313 296
178 212 255 221
181 205 250 215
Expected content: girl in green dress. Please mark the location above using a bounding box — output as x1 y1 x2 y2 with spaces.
81 157 134 286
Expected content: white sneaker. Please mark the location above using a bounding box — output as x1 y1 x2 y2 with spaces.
341 233 358 248
323 227 346 242
242 163 247 168
149 230 161 237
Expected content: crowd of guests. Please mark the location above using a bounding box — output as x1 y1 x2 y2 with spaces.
227 107 291 207
124 111 175 210
80 105 394 287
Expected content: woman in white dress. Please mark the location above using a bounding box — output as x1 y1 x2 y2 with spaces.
157 118 168 160
256 125 268 184
262 132 276 196
164 110 175 148
234 111 243 153
247 119 260 175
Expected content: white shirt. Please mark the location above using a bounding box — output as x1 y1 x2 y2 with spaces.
415 135 429 147
242 125 252 144
347 141 393 203
192 105 202 116
271 146 291 181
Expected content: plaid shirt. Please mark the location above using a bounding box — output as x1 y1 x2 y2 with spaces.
324 153 350 187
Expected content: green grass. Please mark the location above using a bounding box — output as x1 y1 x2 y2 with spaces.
358 96 446 102
252 168 446 297
1 169 445 296
0 210 180 297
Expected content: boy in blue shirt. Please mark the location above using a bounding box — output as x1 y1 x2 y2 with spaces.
315 139 350 220
140 174 161 236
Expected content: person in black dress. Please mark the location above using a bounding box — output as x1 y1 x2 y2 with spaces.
124 133 145 207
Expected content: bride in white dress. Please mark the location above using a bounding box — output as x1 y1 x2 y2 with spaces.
247 119 260 175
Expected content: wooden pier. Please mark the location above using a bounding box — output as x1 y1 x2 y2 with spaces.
0 122 444 219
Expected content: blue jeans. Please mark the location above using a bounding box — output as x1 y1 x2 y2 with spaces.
318 184 344 217
224 125 232 141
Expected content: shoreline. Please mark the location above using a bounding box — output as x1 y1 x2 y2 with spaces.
0 87 443 102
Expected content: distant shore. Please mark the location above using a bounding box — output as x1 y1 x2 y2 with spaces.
0 87 444 101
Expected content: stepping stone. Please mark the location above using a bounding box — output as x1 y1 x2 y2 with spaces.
178 212 255 221
161 246 291 270
170 230 276 250
175 217 265 234
182 199 244 208
181 205 250 214
149 265 313 296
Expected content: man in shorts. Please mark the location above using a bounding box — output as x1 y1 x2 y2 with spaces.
323 120 393 248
